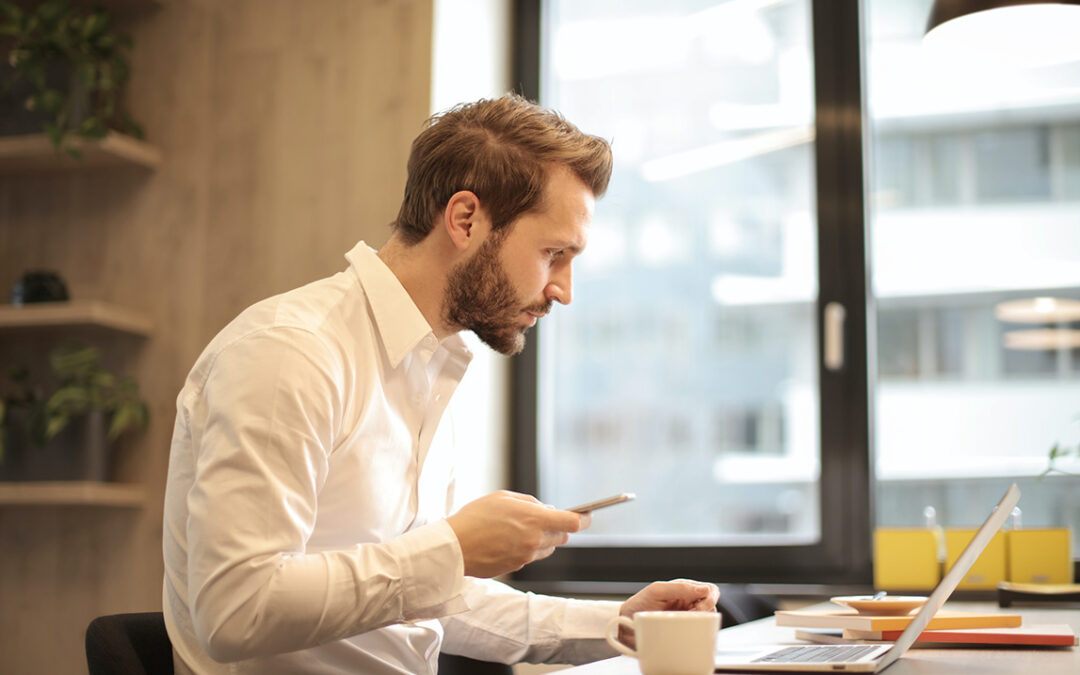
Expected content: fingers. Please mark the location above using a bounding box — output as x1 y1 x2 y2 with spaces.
501 490 542 504
533 546 556 562
538 508 590 533
622 580 721 617
449 491 589 578
667 579 720 610
650 580 709 602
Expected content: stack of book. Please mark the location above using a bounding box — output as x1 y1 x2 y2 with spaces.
776 608 1078 647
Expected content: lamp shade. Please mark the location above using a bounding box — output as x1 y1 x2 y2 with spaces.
924 0 1080 67
926 0 1074 32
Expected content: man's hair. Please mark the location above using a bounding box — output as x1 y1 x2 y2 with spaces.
393 94 613 244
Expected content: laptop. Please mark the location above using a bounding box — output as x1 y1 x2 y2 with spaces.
713 483 1021 672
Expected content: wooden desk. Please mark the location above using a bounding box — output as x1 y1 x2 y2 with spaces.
562 603 1080 674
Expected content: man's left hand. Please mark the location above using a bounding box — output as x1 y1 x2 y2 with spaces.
617 579 721 648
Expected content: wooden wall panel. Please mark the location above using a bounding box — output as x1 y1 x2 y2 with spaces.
0 1 433 672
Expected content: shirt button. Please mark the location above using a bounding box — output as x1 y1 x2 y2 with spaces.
423 335 437 348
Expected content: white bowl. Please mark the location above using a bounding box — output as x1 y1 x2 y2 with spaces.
830 595 928 616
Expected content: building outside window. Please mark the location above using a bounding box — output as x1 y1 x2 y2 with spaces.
515 0 1080 582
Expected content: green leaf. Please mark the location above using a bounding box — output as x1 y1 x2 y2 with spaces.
90 370 115 390
107 401 148 442
44 414 68 441
107 406 132 441
46 385 90 414
51 344 100 378
85 13 107 40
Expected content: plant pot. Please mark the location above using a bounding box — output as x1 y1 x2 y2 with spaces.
0 408 110 482
0 62 90 137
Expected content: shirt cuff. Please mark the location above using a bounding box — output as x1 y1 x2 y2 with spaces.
550 598 623 664
388 519 468 621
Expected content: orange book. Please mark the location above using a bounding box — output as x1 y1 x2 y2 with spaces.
774 609 1023 632
843 624 1077 646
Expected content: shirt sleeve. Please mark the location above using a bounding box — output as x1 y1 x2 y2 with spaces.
439 577 621 665
183 327 467 663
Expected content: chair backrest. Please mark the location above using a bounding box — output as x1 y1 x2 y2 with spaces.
438 652 514 675
86 612 175 675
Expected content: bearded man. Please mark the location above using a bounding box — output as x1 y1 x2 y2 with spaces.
162 94 719 675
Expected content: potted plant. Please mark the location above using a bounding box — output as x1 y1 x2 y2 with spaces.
0 0 143 156
0 343 148 481
1041 440 1078 478
1039 412 1079 479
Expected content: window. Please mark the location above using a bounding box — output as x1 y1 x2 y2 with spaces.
865 0 1080 539
512 0 1080 585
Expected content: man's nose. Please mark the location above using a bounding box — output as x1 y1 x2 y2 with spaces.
545 266 573 306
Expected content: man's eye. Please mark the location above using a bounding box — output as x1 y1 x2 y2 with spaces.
548 249 565 261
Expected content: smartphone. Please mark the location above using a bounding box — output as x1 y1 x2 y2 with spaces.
567 492 636 513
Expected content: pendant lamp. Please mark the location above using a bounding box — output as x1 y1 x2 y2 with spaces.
924 0 1080 67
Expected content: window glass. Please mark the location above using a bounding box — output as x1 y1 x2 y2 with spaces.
537 0 820 546
866 0 1080 543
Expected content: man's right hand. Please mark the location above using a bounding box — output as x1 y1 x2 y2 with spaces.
446 490 591 578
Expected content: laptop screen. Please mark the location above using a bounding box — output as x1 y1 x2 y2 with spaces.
875 483 1021 670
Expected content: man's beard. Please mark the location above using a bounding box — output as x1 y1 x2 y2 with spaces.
445 235 550 356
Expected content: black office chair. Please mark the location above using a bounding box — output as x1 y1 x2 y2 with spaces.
86 612 175 675
438 652 514 674
83 611 515 675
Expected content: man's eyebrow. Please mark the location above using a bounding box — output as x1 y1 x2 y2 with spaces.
548 239 586 255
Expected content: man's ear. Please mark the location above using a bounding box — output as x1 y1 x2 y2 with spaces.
443 190 484 252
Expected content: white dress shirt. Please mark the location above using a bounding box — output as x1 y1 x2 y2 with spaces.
162 241 620 674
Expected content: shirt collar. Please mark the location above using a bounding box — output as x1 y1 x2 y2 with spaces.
345 241 472 369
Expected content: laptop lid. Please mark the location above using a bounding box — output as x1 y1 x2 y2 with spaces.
713 483 1021 672
873 482 1021 671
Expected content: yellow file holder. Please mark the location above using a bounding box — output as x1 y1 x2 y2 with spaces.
1007 528 1073 584
873 528 941 591
945 528 1007 590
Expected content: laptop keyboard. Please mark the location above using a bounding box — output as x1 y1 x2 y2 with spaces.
752 645 881 664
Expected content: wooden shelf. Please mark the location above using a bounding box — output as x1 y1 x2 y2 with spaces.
11 0 161 11
76 0 163 9
0 301 153 337
0 481 145 507
0 131 162 172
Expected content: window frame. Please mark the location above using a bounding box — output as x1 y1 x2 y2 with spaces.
509 0 876 585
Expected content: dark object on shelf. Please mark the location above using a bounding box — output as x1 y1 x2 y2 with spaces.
998 581 1080 608
0 408 108 481
11 270 69 305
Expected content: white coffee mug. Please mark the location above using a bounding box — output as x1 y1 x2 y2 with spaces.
604 611 720 675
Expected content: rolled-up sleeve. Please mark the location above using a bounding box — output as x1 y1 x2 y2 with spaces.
184 328 466 662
